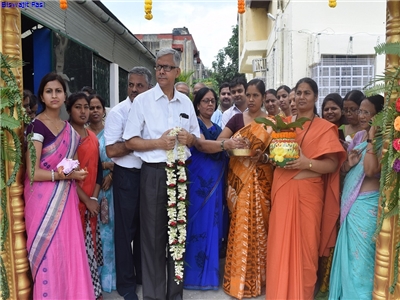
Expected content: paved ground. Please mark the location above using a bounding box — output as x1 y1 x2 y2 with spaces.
103 259 265 300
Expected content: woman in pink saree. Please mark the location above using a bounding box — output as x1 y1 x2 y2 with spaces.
24 73 94 299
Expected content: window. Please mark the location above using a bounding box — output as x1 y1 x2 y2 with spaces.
311 55 375 114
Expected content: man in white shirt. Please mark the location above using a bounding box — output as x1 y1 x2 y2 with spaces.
221 77 248 129
211 82 233 127
123 48 200 300
104 66 152 300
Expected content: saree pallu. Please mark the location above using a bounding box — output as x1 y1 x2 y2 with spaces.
223 121 273 299
24 123 94 299
77 129 103 298
97 129 116 292
266 118 346 300
184 134 227 290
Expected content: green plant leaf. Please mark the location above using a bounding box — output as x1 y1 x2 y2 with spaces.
254 117 277 131
0 113 21 130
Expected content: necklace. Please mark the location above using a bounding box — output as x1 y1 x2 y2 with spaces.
44 112 61 133
298 114 316 147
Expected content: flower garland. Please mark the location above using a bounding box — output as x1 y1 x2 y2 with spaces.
165 127 188 284
238 0 245 14
60 0 67 10
329 0 337 8
144 0 153 20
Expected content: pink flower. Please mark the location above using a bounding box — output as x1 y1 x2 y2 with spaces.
396 97 400 112
168 203 176 207
168 183 176 188
177 160 185 166
393 139 400 151
178 220 185 224
178 179 186 183
169 221 177 227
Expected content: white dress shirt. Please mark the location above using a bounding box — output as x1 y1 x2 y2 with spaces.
221 105 247 129
104 97 142 169
122 83 200 163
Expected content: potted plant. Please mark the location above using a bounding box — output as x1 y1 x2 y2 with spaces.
255 115 309 167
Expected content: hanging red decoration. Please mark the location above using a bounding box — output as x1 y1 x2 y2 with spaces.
60 0 67 10
238 0 245 14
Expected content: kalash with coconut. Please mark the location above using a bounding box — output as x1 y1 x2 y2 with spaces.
255 115 309 167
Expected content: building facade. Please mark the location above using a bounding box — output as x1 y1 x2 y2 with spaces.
239 0 386 111
135 27 205 83
20 0 155 109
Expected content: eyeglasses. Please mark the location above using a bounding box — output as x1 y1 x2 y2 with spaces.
154 65 178 72
342 108 358 114
357 109 372 117
201 98 216 105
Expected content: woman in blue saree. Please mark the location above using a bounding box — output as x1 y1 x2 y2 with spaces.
184 87 239 290
88 94 116 292
329 95 384 299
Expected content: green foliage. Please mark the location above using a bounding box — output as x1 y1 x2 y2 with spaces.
367 42 400 294
254 115 309 132
211 25 246 86
175 70 195 85
0 52 33 299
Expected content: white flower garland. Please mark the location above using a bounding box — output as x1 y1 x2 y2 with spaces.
165 126 187 284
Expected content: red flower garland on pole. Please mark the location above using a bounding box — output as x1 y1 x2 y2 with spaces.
238 0 245 14
60 0 67 10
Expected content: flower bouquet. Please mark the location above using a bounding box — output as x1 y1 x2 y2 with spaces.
255 115 309 167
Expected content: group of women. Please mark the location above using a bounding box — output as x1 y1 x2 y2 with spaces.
24 72 115 299
184 77 383 300
24 71 383 300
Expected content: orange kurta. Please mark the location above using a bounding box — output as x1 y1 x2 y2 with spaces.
266 117 346 299
223 121 273 299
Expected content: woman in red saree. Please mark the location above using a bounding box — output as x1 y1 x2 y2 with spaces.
24 73 94 299
218 79 274 299
66 92 103 299
266 78 346 299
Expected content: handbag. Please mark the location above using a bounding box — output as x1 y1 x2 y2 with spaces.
100 196 109 224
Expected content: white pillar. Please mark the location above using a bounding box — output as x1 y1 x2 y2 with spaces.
110 63 119 108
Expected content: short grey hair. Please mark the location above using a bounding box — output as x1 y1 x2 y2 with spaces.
128 66 152 85
156 48 181 67
174 81 189 89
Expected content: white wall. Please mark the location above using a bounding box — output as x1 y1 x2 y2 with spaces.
265 0 386 89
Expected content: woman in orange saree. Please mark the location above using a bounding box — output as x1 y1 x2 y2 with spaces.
266 78 346 300
219 79 274 299
67 92 103 299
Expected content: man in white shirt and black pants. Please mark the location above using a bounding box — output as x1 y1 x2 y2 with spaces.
123 49 200 300
104 67 152 300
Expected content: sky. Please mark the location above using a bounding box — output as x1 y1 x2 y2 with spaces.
102 0 238 69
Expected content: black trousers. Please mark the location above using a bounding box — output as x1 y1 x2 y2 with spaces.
113 164 141 300
140 163 183 300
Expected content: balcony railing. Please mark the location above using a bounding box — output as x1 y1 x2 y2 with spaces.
252 58 267 73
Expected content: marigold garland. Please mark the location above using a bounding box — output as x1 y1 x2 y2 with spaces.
165 127 188 284
144 0 153 20
60 0 67 10
271 131 297 139
238 0 245 14
329 0 336 8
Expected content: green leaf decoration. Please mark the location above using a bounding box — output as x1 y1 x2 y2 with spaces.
255 115 309 132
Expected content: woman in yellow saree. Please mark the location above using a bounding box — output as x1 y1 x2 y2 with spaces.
218 78 273 299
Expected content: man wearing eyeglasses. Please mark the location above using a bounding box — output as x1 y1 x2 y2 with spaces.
123 48 200 300
104 66 152 300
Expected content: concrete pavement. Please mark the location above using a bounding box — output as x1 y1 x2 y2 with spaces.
102 259 266 300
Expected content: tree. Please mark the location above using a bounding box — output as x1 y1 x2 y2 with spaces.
211 25 245 86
